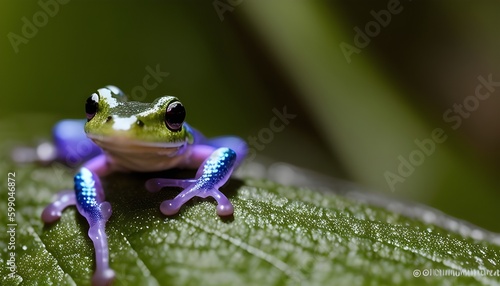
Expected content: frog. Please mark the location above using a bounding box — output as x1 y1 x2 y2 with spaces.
40 86 248 285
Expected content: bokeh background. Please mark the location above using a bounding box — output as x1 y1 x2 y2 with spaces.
1 1 499 232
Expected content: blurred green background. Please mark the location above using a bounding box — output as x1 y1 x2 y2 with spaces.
1 1 499 232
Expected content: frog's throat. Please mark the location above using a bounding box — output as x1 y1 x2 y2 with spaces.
87 134 190 172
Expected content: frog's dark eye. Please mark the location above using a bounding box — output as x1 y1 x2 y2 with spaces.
85 93 99 121
165 101 185 132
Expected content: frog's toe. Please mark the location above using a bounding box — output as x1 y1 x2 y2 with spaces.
92 269 115 286
42 190 76 223
206 188 234 216
216 203 234 216
41 205 63 223
160 199 182 216
145 179 163 192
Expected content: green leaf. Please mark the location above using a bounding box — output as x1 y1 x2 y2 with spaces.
1 154 499 286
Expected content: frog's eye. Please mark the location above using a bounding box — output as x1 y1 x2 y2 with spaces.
85 93 99 121
165 101 185 132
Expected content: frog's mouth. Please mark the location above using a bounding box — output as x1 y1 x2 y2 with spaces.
87 134 188 156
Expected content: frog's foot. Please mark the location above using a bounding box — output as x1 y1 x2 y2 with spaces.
42 190 76 223
161 186 234 216
74 167 115 286
154 147 237 217
147 178 234 216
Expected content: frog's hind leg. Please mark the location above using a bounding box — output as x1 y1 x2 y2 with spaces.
74 167 115 286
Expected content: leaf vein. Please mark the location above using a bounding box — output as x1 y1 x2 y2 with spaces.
184 217 305 284
121 235 161 286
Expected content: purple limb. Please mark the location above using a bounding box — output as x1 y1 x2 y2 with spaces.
42 165 114 285
87 204 115 286
145 178 197 192
52 120 102 164
154 147 237 217
74 167 115 285
201 136 248 168
183 124 248 168
161 187 233 216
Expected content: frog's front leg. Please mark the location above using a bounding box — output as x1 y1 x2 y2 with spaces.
146 147 238 216
42 154 115 286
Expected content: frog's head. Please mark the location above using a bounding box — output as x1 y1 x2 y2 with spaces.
84 86 194 152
